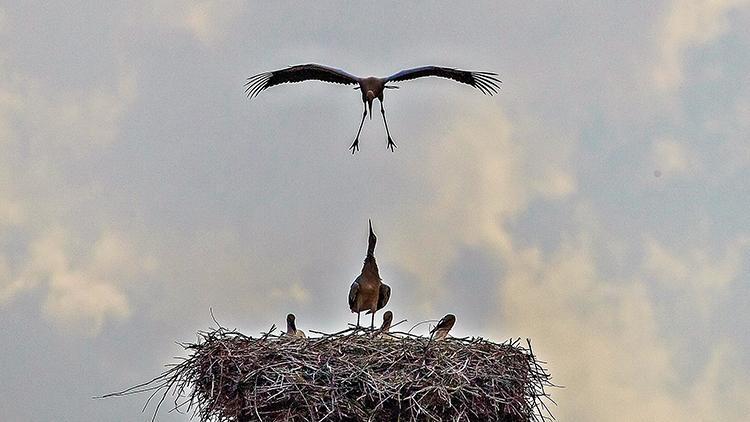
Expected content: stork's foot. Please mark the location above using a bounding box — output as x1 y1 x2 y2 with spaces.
387 137 398 152
349 139 360 154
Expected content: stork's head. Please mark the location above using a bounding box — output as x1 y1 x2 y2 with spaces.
286 313 296 331
432 314 456 332
382 311 393 325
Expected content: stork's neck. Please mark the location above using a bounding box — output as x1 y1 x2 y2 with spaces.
362 255 380 278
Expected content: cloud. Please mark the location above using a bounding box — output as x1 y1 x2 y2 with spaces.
643 235 748 317
1 228 154 336
0 256 21 304
270 282 311 305
501 237 678 421
651 137 698 178
43 270 130 335
0 196 24 228
500 234 750 421
387 104 575 313
654 0 749 91
689 342 750 419
151 0 245 46
0 57 136 186
0 35 142 335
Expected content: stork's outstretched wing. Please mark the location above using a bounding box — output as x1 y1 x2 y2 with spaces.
386 66 501 95
245 64 360 98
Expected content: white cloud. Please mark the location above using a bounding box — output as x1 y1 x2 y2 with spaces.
0 37 141 335
387 104 575 313
0 229 149 335
689 342 750 419
501 238 677 421
651 137 698 178
151 0 245 45
500 235 750 421
0 255 22 304
270 282 311 305
21 229 153 336
43 269 131 335
654 0 749 91
644 236 748 317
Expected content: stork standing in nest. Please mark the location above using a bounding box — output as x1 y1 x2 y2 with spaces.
348 220 391 329
245 64 501 153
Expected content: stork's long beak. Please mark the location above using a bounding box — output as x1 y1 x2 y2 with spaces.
369 219 373 236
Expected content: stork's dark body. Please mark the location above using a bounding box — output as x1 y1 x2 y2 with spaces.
348 220 391 328
359 77 385 104
352 76 395 152
245 64 501 153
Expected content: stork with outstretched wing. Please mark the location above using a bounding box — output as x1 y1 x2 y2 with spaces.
245 64 501 153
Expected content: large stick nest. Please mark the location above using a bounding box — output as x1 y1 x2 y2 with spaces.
107 325 555 422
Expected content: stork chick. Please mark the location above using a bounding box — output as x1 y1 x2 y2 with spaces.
378 310 393 334
430 314 456 341
375 310 397 340
284 313 306 338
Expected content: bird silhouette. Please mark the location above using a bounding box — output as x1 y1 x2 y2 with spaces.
379 310 393 334
245 64 501 153
283 313 306 338
430 314 456 341
348 220 391 329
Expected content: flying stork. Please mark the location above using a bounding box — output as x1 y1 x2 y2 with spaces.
348 220 391 328
245 64 501 153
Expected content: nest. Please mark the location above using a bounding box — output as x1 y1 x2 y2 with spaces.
106 325 555 422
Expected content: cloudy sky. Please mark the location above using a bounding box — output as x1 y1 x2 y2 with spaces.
2 1 749 421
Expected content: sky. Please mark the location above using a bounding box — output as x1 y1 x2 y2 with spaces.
1 1 749 421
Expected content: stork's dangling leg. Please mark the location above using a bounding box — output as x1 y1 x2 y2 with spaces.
380 101 397 152
349 103 367 154
356 312 361 328
371 313 375 330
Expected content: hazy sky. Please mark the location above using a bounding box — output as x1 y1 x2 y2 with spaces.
2 1 749 421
